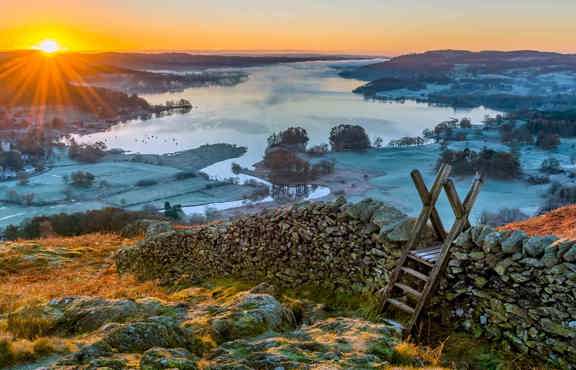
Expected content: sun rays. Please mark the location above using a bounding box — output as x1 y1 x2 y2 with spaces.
0 51 113 125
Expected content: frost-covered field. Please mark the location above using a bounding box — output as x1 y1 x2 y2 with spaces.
0 155 254 228
329 145 547 224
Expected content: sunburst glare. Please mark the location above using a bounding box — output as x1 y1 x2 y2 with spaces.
33 39 62 54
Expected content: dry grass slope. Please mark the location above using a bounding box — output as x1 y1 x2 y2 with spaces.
0 233 170 313
0 228 553 369
500 204 576 240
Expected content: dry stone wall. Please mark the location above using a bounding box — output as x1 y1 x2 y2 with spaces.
116 198 424 294
116 199 576 367
431 225 576 368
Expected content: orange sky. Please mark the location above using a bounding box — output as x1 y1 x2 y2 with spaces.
2 0 576 55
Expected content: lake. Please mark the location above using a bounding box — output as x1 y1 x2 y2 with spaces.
78 60 499 170
73 60 549 222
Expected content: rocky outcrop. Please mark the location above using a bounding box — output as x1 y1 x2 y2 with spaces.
47 289 412 370
210 293 292 344
432 225 576 368
205 317 407 369
140 347 199 369
7 296 185 338
116 198 430 294
101 316 203 354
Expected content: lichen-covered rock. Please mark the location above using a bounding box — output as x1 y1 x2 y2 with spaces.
206 317 406 370
55 341 114 367
453 229 473 249
8 296 180 337
543 243 562 268
210 294 289 343
370 205 408 233
121 219 172 238
140 347 198 369
522 235 557 257
481 231 504 253
563 244 576 262
346 198 384 223
385 218 414 242
51 297 140 335
102 316 203 354
501 230 527 254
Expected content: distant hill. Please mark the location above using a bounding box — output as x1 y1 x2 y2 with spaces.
341 49 576 81
59 52 365 71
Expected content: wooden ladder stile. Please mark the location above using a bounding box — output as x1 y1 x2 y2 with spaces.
380 166 484 333
380 163 451 309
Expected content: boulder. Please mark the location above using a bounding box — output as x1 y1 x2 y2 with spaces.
346 198 383 223
9 296 181 337
370 205 408 234
563 244 576 262
141 347 198 370
523 236 558 258
102 316 202 354
51 297 141 335
542 243 561 268
471 226 495 246
206 317 404 369
121 219 171 238
501 230 527 254
385 218 414 242
481 231 504 253
210 293 288 343
453 229 473 249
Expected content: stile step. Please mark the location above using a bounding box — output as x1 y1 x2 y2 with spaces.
394 283 423 299
407 253 434 267
387 298 415 314
400 267 430 282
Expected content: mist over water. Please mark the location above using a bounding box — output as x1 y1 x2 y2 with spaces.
78 60 500 170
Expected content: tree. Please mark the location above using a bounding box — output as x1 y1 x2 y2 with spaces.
68 140 107 163
17 171 29 186
231 163 242 175
437 147 521 179
49 117 66 129
536 132 560 150
263 147 310 183
164 202 184 220
459 117 472 128
540 157 563 174
69 171 96 188
18 129 46 158
306 144 329 156
0 151 24 172
21 193 35 206
267 127 309 151
329 124 370 152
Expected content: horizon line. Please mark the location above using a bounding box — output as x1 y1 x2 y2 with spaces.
2 47 576 57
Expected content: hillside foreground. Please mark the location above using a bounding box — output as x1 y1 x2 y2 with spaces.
1 203 572 369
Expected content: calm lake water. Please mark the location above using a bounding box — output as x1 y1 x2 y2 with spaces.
79 60 500 171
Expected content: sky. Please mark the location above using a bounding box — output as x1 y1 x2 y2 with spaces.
1 0 576 55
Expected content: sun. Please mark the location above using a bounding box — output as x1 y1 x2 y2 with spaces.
33 39 62 54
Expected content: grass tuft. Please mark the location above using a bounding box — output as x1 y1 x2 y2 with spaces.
7 307 54 339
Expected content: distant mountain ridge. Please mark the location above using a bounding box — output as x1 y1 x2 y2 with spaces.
341 49 576 81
